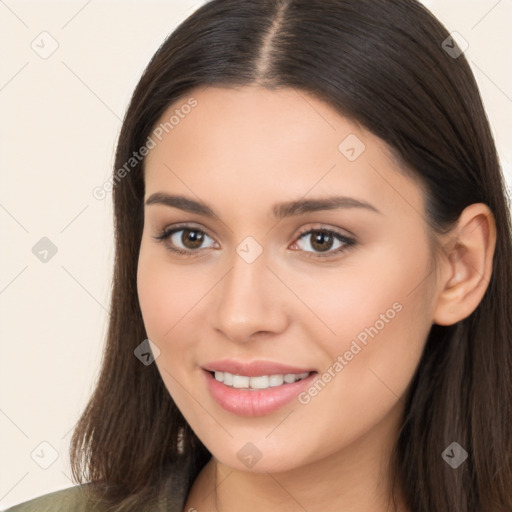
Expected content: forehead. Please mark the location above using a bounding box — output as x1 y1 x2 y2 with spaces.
143 85 425 220
145 85 374 165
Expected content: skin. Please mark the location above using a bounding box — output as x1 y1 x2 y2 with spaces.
136 85 496 512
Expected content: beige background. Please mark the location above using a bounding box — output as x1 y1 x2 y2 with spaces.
1 0 511 508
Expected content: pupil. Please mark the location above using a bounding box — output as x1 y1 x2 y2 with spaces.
312 231 333 252
183 229 203 248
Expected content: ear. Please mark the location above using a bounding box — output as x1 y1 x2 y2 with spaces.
432 203 497 326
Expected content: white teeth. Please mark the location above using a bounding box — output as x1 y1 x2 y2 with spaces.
232 375 250 388
249 375 269 389
212 371 310 389
268 374 284 387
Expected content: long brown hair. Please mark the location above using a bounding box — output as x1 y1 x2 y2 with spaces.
70 1 512 510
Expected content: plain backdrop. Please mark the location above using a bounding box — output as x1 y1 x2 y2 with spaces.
1 0 511 508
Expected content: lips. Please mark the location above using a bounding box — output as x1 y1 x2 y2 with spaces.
203 369 317 416
202 359 315 377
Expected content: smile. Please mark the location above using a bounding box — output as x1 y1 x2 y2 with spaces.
212 371 311 390
202 368 318 416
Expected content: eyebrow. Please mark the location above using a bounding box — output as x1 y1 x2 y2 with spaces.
145 193 381 218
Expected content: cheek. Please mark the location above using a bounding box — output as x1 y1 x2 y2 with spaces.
288 239 431 351
137 255 169 340
300 244 434 430
136 242 223 398
137 247 202 408
137 243 202 341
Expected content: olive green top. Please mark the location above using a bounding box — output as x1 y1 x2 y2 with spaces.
3 459 193 512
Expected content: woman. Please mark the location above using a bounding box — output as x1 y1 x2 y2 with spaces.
6 0 511 511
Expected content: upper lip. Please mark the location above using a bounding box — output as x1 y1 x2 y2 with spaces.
202 359 316 377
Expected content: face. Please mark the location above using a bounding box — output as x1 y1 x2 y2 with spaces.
137 85 439 474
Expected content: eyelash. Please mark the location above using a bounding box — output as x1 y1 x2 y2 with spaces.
152 223 356 260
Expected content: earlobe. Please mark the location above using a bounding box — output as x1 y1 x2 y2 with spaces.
432 203 497 326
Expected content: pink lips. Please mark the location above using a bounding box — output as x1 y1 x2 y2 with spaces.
202 359 315 377
201 359 317 417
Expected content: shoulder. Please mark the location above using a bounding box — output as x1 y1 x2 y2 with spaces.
4 456 195 512
3 483 108 512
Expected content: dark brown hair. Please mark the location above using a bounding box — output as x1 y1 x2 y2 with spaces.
69 0 512 510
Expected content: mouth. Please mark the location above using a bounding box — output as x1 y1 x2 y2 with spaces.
205 370 314 390
202 367 319 416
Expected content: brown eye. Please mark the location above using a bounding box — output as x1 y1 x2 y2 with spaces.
153 224 356 259
180 228 205 249
153 225 216 256
291 228 356 259
309 230 335 252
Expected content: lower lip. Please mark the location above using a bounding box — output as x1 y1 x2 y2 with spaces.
203 369 317 417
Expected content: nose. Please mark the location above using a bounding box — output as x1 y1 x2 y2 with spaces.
211 249 289 343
